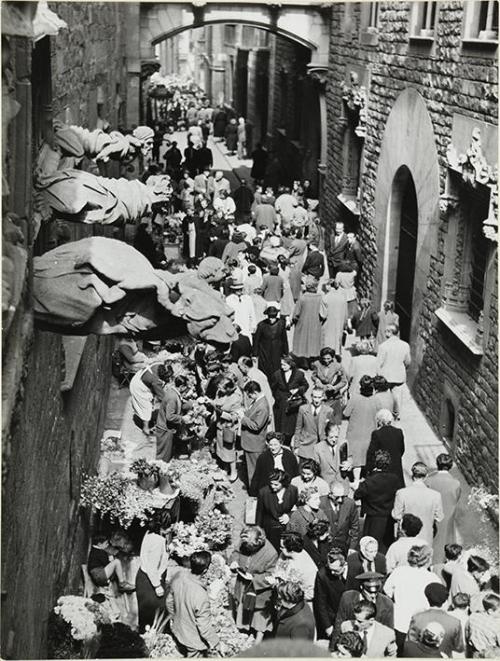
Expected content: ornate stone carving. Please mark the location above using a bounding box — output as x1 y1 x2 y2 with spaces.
439 193 459 218
483 184 498 243
442 280 469 313
341 71 367 138
446 127 497 188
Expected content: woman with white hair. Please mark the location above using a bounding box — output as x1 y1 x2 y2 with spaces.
348 339 378 397
365 408 405 488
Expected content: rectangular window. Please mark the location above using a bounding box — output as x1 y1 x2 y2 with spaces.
463 0 498 43
241 25 254 48
368 2 379 29
468 221 489 321
224 24 236 44
411 1 438 38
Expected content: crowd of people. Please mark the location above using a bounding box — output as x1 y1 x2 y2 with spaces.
95 84 500 658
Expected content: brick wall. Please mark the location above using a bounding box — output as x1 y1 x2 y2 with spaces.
2 332 112 659
1 5 128 658
51 1 129 128
324 2 498 491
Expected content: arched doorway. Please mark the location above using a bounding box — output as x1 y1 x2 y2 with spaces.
394 168 418 342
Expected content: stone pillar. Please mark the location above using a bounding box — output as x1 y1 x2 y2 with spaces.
126 3 141 127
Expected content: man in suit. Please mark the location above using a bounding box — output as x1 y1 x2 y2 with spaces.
293 387 334 462
376 323 411 419
328 221 349 276
156 374 190 462
319 481 360 554
425 453 462 564
240 380 270 485
407 582 464 657
301 241 325 281
313 547 348 640
313 422 352 488
392 462 444 546
345 231 363 277
167 551 222 656
331 572 394 650
339 600 397 657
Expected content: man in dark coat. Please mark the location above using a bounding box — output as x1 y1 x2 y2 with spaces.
319 482 360 554
193 143 213 174
301 242 325 280
164 141 182 173
253 306 289 379
313 547 348 640
229 326 252 362
354 449 400 552
249 431 299 497
365 411 405 488
274 581 315 641
212 105 227 139
328 221 349 276
232 179 254 225
250 143 268 183
330 572 394 649
345 231 363 276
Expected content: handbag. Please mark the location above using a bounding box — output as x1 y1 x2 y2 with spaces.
241 586 257 627
285 393 305 414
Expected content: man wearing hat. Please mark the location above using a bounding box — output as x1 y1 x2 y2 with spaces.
407 583 464 657
331 571 394 649
225 274 257 342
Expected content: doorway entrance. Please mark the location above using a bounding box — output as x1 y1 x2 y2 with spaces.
394 169 418 342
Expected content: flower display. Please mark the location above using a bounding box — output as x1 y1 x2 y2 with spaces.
167 453 234 506
142 611 180 658
100 435 125 458
169 521 208 558
53 596 106 641
80 473 159 528
207 577 254 656
194 510 233 550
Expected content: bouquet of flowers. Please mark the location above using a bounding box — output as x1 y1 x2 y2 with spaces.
53 596 107 641
163 213 184 243
195 510 233 550
100 435 124 459
167 454 234 506
169 521 208 558
142 611 180 658
208 588 254 657
80 473 158 528
468 485 499 520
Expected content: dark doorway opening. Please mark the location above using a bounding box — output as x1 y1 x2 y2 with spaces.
394 171 418 342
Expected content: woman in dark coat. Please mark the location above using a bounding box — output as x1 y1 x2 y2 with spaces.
256 469 298 551
365 409 405 488
253 305 289 379
249 431 299 497
270 355 309 445
212 105 227 139
354 449 400 552
225 118 238 154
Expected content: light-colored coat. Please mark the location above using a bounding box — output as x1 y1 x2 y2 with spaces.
240 395 270 453
320 288 348 355
166 569 219 651
392 481 444 545
294 403 334 459
313 440 348 487
341 620 397 657
376 335 411 384
425 471 462 564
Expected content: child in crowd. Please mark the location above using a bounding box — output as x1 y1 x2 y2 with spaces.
88 534 135 593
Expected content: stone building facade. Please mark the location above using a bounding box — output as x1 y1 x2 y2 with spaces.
323 1 498 490
2 3 134 657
